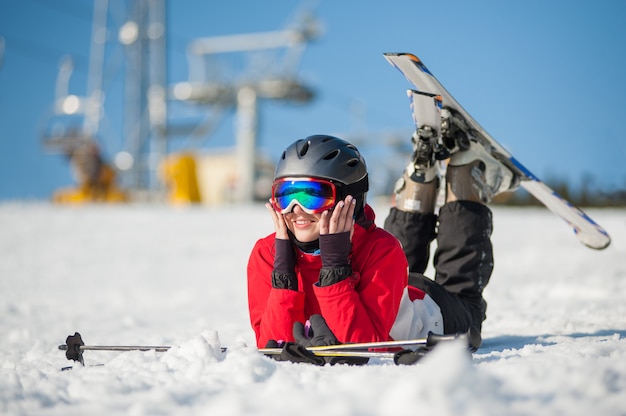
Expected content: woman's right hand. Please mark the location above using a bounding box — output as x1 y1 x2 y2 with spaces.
266 200 289 240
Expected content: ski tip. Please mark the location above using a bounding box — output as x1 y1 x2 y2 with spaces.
383 52 420 61
383 52 422 65
383 52 432 76
568 206 612 250
576 229 611 250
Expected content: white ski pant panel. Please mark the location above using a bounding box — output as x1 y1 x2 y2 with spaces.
389 287 444 343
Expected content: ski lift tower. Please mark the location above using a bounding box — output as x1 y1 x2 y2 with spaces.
172 13 319 203
42 0 167 199
118 0 167 195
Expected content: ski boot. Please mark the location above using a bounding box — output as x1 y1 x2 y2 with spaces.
446 141 519 204
394 130 440 213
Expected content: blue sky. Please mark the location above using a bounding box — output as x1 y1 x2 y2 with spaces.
1 0 625 200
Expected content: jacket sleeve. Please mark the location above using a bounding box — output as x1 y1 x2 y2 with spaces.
313 230 408 343
247 236 306 348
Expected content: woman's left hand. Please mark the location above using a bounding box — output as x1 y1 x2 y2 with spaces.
319 195 356 239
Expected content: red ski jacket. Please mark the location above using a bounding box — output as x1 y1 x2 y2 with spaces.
247 205 410 348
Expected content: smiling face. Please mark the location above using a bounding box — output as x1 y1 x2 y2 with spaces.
283 204 324 243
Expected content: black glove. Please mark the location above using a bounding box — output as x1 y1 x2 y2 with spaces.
293 315 369 366
264 340 325 366
293 314 339 347
393 346 431 365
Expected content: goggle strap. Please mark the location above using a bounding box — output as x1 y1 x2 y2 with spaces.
339 175 369 199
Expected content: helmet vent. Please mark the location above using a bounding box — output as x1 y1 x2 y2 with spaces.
299 141 310 157
347 158 359 167
323 149 339 160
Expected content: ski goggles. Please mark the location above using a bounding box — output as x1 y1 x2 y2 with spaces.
271 177 339 214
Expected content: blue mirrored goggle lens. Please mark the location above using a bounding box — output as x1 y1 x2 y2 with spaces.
272 179 336 213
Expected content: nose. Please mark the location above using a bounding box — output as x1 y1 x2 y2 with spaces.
291 204 304 214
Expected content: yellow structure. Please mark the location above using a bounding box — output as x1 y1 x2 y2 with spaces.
53 142 128 204
159 153 202 204
53 146 273 206
159 149 274 206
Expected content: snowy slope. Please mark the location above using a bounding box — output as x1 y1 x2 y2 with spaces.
1 202 625 415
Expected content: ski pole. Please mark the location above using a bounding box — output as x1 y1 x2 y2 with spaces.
259 348 397 359
59 345 171 352
60 327 480 365
59 332 172 365
58 332 397 363
258 327 480 357
59 332 397 365
286 327 481 353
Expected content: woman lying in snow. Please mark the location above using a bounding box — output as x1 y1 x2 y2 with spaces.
247 134 515 364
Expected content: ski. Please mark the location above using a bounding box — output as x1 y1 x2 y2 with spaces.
384 52 611 250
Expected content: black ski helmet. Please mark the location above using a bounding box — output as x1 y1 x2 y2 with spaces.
274 135 369 214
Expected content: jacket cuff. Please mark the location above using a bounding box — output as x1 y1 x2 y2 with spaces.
271 270 298 291
318 265 353 287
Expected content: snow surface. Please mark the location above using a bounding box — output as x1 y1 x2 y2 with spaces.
1 202 625 415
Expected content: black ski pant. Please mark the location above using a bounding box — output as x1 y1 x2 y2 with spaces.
384 201 494 334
